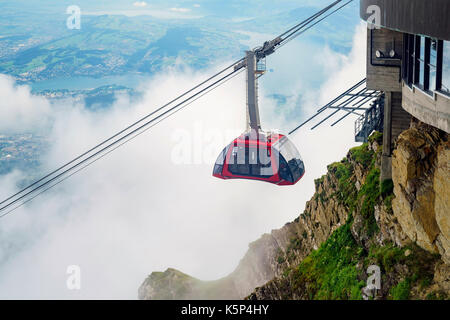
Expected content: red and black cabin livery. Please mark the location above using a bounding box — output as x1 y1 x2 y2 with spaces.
213 130 305 185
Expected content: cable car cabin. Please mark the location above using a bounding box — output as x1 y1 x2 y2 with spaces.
213 131 305 186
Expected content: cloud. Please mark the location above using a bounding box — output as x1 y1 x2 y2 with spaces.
170 7 191 13
0 75 52 133
0 24 367 299
133 1 147 8
243 22 367 136
316 22 367 106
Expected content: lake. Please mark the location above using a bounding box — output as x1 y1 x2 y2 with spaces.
28 73 150 92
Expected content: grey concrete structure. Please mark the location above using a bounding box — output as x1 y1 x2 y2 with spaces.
360 0 450 180
245 51 261 130
366 28 402 92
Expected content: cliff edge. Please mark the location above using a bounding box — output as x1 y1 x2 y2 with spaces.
139 122 449 300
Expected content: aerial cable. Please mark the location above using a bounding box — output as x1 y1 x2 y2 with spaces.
0 58 244 208
277 0 354 50
0 68 244 218
0 0 353 218
251 0 353 61
0 68 244 219
277 0 341 40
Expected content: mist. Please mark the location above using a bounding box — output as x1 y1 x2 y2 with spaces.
0 23 367 299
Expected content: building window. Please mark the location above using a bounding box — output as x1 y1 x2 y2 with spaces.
403 33 415 87
402 34 449 97
441 41 450 95
417 36 425 87
429 39 437 91
402 33 408 80
413 35 421 85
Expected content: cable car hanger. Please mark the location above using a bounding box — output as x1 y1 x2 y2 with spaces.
0 0 354 218
212 49 306 186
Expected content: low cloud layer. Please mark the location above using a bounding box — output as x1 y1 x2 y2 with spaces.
0 24 366 299
0 75 52 133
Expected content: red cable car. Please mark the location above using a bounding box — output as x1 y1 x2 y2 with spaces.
212 50 305 186
213 130 305 185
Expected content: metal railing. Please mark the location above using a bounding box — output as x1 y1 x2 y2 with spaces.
289 79 383 136
354 95 384 142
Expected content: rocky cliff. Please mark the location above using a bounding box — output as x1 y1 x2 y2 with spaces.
392 120 450 264
139 123 449 300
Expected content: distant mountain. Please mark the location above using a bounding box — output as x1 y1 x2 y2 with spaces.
0 1 359 87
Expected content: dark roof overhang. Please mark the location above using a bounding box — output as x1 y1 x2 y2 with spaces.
360 0 450 40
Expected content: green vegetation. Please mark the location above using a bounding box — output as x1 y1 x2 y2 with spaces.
327 159 356 210
366 242 438 300
282 268 292 279
292 223 365 300
368 131 383 145
358 165 381 236
380 179 394 197
295 140 388 298
274 133 441 301
380 179 395 213
384 194 395 213
340 142 381 237
314 175 326 190
426 291 448 300
403 247 438 293
390 278 411 300
350 143 373 167
287 227 439 300
0 13 247 82
367 243 406 273
328 143 381 237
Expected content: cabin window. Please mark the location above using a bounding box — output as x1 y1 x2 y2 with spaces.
213 145 229 175
278 155 293 183
228 145 273 178
274 137 304 182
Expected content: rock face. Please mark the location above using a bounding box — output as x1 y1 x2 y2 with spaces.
139 128 449 300
392 121 450 263
138 268 241 300
139 154 354 300
434 139 450 264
